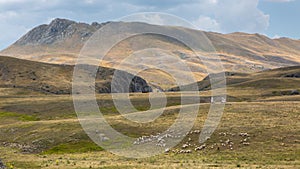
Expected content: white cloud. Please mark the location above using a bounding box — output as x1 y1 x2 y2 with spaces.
272 35 282 39
0 0 271 49
126 13 165 25
192 16 221 32
166 0 269 33
208 0 218 4
0 0 24 4
213 0 269 33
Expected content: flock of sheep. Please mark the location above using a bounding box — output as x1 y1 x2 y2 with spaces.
133 130 251 154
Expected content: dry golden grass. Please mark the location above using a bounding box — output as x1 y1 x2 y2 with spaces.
2 22 300 90
0 90 299 168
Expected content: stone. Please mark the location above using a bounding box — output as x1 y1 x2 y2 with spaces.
0 159 6 169
291 89 299 95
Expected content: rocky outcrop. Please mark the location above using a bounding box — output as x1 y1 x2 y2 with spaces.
110 70 152 93
0 159 5 169
14 18 110 46
284 73 300 78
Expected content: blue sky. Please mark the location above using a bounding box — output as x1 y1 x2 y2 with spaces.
258 0 300 39
0 0 299 50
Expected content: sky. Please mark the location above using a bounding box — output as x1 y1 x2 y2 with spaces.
0 0 299 50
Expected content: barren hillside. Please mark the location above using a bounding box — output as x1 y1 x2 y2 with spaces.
0 55 151 94
1 18 299 89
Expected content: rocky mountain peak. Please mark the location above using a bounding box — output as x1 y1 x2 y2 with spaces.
14 18 108 46
50 18 76 26
48 18 76 34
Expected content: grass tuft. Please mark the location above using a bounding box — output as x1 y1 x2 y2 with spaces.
0 112 39 121
43 141 104 154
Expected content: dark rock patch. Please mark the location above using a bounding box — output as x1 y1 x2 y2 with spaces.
0 159 6 169
284 73 300 78
291 89 300 95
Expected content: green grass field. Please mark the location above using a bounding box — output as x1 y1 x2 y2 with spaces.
0 88 299 168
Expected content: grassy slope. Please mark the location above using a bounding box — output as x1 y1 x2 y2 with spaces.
0 92 299 168
171 66 300 101
0 96 299 168
0 55 152 94
0 64 299 168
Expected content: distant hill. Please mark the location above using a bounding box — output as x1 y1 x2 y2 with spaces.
169 66 300 99
1 18 300 89
0 55 151 94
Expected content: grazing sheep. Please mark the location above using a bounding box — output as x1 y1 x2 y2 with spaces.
219 132 227 136
242 138 248 142
225 139 232 145
182 144 189 149
99 133 110 142
179 149 192 154
156 143 166 147
133 132 176 147
190 130 201 134
242 142 250 146
239 133 249 137
195 144 206 151
101 137 110 142
172 149 179 153
185 150 192 153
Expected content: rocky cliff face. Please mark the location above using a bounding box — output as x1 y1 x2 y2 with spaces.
15 18 107 46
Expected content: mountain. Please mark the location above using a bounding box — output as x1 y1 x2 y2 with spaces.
1 18 300 89
0 18 111 64
0 55 151 94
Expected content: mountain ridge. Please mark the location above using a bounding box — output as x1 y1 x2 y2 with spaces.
1 18 299 89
